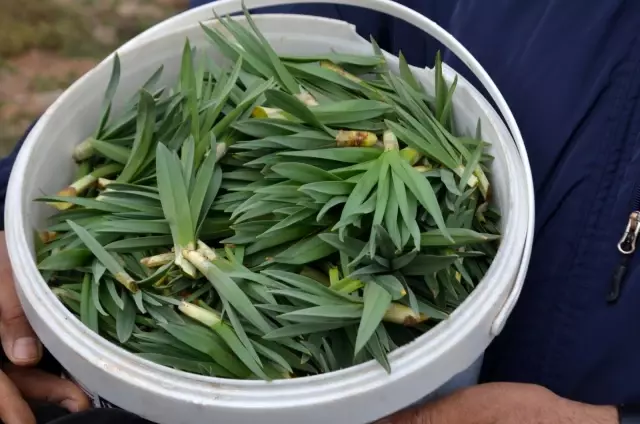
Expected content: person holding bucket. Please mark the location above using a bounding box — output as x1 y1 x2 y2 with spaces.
0 0 639 423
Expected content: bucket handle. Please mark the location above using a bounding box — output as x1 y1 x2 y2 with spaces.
129 0 535 336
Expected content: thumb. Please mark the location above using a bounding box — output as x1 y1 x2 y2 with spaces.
377 397 454 424
4 365 91 413
0 232 42 366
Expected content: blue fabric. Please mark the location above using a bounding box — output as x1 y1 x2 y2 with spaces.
188 0 640 407
0 124 28 231
624 416 640 424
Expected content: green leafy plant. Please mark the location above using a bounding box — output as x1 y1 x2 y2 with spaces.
35 4 501 380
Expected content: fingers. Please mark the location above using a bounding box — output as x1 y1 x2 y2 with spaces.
377 407 433 424
377 389 473 424
4 365 91 413
0 369 36 424
0 232 42 366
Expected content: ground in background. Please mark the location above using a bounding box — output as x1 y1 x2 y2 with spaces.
0 0 189 156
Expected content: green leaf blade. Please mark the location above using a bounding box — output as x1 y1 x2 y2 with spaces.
355 282 392 355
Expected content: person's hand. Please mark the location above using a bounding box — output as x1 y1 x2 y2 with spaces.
0 231 90 424
380 383 618 424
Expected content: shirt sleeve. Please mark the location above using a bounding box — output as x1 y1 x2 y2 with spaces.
0 121 32 231
620 406 640 423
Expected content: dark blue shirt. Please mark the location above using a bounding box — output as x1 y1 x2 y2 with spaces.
185 0 640 406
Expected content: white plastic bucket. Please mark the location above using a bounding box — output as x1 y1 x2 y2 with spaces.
5 1 535 423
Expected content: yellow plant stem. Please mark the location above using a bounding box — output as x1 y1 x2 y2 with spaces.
175 243 198 279
179 301 222 328
251 106 288 120
383 303 428 326
97 178 114 190
383 130 399 151
48 163 122 210
204 142 229 163
72 137 96 162
196 240 217 261
296 89 319 106
140 252 175 268
115 271 138 293
39 231 57 244
336 130 378 147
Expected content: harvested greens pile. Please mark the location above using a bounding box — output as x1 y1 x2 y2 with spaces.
35 8 501 380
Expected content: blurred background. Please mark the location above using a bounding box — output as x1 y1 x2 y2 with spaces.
0 0 189 156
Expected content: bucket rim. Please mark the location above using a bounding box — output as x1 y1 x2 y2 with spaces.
5 12 533 411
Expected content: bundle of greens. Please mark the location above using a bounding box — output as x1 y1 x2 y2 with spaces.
35 6 501 380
